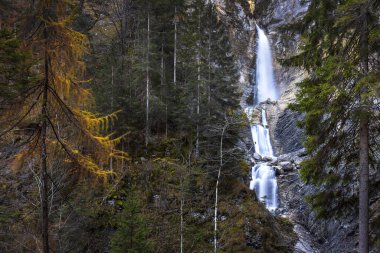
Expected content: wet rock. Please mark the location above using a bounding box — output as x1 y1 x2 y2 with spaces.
269 158 278 166
261 155 274 162
273 166 283 176
253 153 262 160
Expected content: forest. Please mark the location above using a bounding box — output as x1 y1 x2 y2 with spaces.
0 0 379 253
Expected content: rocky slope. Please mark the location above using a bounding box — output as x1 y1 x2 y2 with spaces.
213 0 380 252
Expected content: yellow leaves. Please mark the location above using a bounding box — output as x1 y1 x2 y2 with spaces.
11 151 28 173
76 110 121 134
111 150 130 161
110 132 129 145
19 0 129 181
44 10 90 110
60 140 115 180
152 157 179 166
215 5 226 16
76 154 114 179
248 0 255 14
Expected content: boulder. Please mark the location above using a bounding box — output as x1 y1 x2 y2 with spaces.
262 155 274 162
253 153 262 160
273 166 283 176
279 161 294 171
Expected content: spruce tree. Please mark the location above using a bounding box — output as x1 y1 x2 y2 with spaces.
110 192 152 253
285 0 380 250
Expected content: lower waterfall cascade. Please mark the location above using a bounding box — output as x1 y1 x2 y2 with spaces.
247 107 278 211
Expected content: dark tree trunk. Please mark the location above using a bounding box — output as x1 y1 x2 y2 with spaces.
78 0 85 13
41 23 50 253
359 113 369 253
121 0 128 56
145 10 150 147
359 4 369 253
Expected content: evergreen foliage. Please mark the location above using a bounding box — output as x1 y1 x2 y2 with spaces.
0 29 36 101
110 191 152 253
284 0 380 248
0 0 298 252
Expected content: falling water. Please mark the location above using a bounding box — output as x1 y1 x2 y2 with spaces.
250 165 278 211
251 110 273 157
255 25 278 104
248 25 278 211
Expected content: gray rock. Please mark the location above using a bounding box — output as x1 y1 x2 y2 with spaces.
277 148 306 162
279 161 294 171
253 153 262 160
269 159 279 166
273 166 283 176
262 155 274 162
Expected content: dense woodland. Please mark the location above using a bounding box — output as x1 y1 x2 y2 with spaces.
0 0 379 253
0 0 295 252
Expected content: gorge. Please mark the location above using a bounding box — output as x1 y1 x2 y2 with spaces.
0 0 379 252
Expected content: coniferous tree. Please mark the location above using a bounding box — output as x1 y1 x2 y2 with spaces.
284 0 380 250
0 1 126 251
110 191 152 253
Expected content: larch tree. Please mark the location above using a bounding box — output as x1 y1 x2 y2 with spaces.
284 0 380 251
0 1 125 252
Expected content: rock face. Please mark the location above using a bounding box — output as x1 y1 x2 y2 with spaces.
274 109 304 154
253 2 380 253
214 0 380 253
252 1 365 252
276 149 360 253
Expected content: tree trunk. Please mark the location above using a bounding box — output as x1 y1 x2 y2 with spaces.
174 6 177 86
110 65 114 171
207 17 211 118
145 11 150 147
195 11 201 158
160 42 168 138
79 0 85 13
359 114 369 253
121 0 128 56
180 182 184 253
41 23 50 253
358 4 369 253
214 120 227 253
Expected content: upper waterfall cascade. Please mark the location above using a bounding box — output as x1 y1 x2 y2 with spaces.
255 25 278 104
248 25 279 211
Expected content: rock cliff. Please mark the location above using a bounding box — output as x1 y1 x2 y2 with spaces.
213 0 380 252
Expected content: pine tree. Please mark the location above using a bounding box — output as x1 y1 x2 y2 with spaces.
285 0 380 250
110 191 152 253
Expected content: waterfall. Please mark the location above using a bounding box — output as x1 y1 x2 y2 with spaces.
255 25 278 104
248 25 278 211
251 110 273 157
249 165 278 211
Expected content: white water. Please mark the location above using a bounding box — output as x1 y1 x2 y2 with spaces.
250 165 278 211
248 25 278 211
255 25 278 104
251 110 273 157
261 109 268 127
